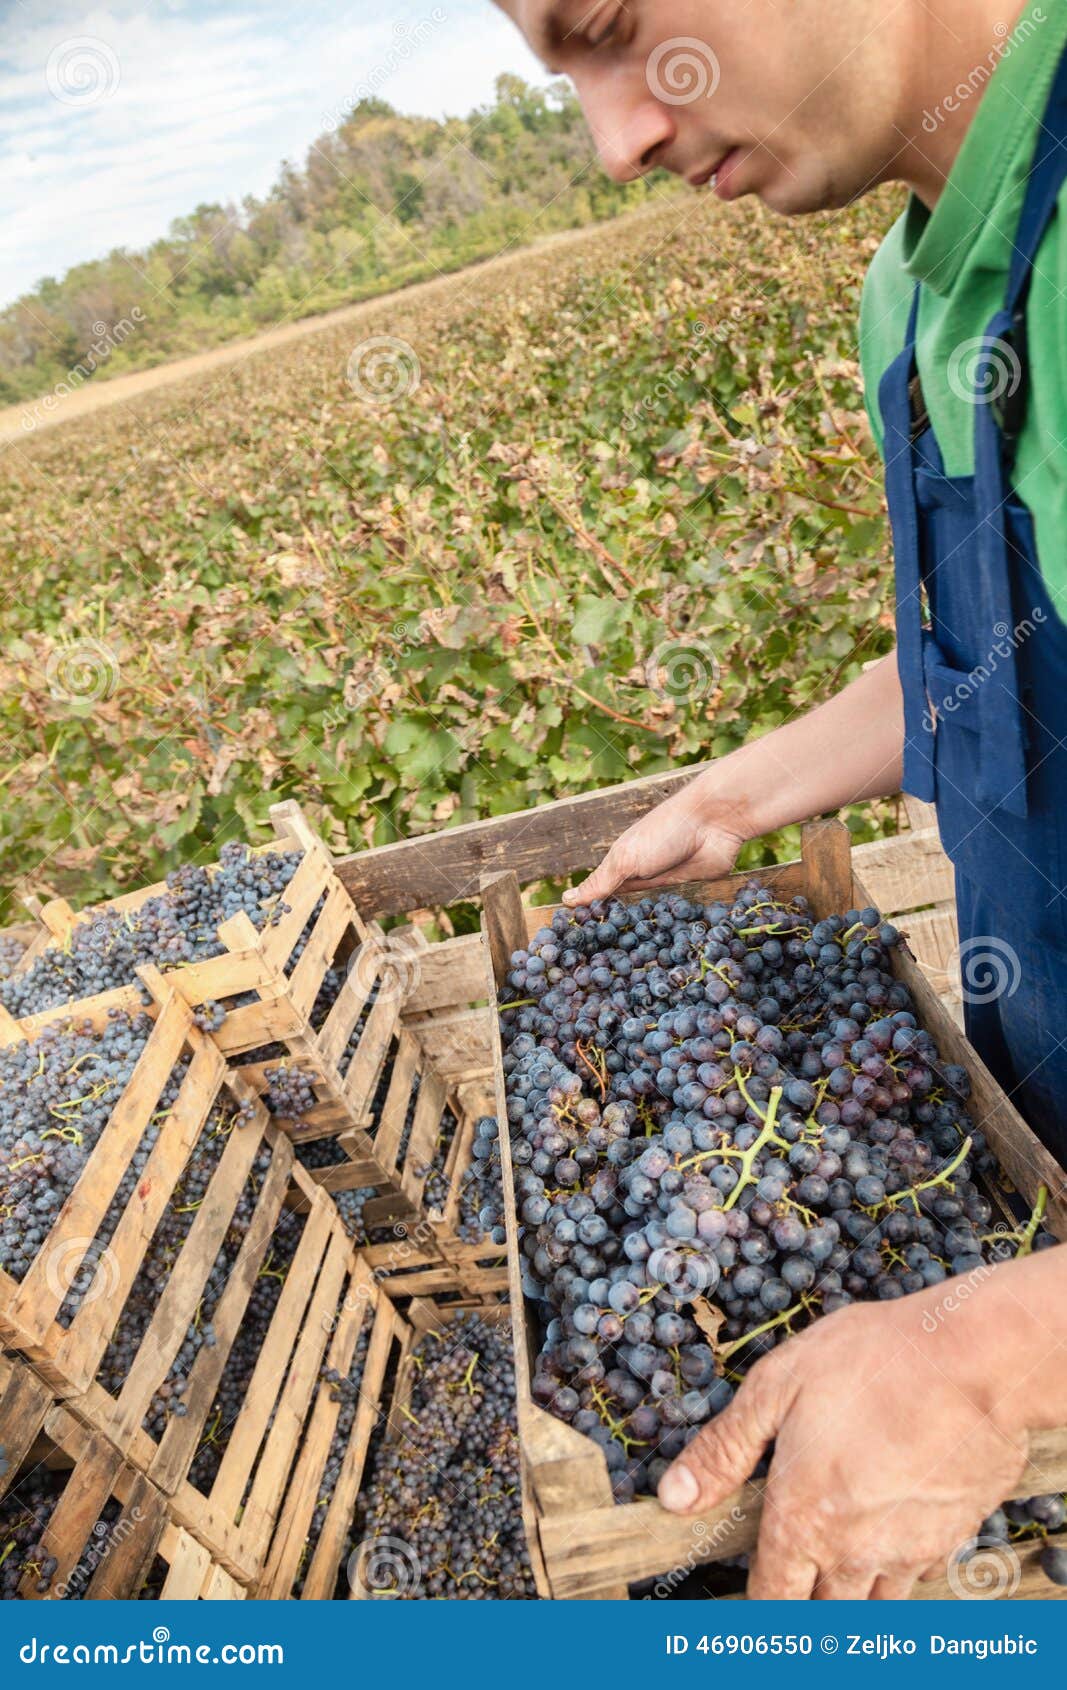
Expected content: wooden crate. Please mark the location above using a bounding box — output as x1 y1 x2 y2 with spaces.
0 977 235 1396
4 801 482 1261
304 1007 508 1297
477 819 1067 1599
348 1290 538 1600
0 1353 169 1600
852 812 962 1025
252 1266 406 1598
151 1183 385 1585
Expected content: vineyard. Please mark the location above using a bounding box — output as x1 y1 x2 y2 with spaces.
0 190 902 925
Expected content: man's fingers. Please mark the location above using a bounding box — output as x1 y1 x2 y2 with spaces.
562 849 628 906
747 1545 819 1601
658 1363 791 1515
870 1569 920 1600
813 1564 879 1601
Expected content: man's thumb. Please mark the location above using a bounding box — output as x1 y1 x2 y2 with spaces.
562 856 618 907
657 1371 788 1515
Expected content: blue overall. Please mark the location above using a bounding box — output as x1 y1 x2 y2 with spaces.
879 44 1067 1167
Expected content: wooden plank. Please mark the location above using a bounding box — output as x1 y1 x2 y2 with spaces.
403 1010 495 1088
403 935 486 1015
158 1528 213 1599
0 1358 55 1494
302 1297 399 1600
318 960 378 1072
902 793 940 831
53 1039 227 1394
208 1202 332 1524
3 992 194 1348
482 876 571 1600
146 1137 295 1498
210 996 307 1055
481 871 526 989
256 1262 377 1598
241 1229 350 1550
286 879 355 1021
20 1420 123 1599
260 845 334 973
801 818 853 919
850 827 956 915
337 762 716 915
341 990 401 1112
537 1489 761 1599
107 1094 267 1446
85 1472 168 1599
201 1561 248 1600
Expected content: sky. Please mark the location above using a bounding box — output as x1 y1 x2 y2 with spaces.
0 0 553 309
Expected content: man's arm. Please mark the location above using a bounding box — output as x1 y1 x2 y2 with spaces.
564 653 905 904
657 1248 1067 1598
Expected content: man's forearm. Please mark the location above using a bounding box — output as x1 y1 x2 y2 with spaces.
683 651 905 841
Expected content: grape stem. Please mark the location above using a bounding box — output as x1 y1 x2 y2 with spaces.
876 1134 973 1215
716 1291 816 1363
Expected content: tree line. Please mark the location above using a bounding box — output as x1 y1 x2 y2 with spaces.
1 77 660 406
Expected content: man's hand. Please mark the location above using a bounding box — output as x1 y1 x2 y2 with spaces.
562 654 906 908
562 777 746 905
657 1291 1033 1599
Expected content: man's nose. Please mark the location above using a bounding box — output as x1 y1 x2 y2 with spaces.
575 76 678 182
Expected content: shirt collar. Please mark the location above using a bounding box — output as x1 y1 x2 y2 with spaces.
902 1 1067 295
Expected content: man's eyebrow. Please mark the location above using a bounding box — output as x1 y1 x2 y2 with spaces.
535 0 595 61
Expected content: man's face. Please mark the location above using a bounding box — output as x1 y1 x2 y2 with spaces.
497 0 904 214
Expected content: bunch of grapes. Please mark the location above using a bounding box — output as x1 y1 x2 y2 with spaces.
0 1474 125 1599
184 1207 306 1491
421 1115 506 1246
500 886 1056 1504
93 1092 278 1448
977 1493 1067 1588
0 844 303 1021
293 1139 377 1247
289 1329 373 1596
354 1313 536 1599
0 932 26 982
0 1011 186 1294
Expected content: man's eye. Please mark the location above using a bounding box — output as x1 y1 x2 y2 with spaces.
585 3 623 47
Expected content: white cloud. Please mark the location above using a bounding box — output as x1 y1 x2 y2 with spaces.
1 0 552 306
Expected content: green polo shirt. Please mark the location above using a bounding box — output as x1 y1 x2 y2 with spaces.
859 0 1067 619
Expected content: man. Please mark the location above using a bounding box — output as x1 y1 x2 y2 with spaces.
495 0 1067 1599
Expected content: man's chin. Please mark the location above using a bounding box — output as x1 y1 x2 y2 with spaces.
756 166 857 217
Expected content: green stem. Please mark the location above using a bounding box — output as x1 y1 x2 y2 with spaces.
879 1135 973 1216
1015 1186 1049 1258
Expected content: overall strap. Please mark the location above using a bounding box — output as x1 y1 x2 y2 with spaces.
879 284 936 802
963 34 1067 819
996 36 1067 455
